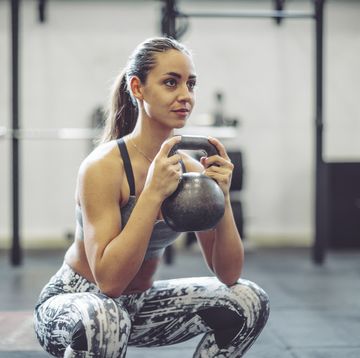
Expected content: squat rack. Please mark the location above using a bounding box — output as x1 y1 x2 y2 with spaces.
6 0 326 266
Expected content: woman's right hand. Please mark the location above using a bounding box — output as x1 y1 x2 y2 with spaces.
143 136 182 201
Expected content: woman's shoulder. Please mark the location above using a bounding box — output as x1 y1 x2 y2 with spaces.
79 140 124 182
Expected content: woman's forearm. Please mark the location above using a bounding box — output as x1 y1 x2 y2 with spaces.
212 198 244 285
96 190 162 296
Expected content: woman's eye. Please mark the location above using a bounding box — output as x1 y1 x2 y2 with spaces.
165 79 177 87
187 80 197 90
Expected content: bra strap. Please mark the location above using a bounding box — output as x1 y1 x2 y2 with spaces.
117 138 136 196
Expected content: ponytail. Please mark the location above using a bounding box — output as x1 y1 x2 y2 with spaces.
100 70 138 143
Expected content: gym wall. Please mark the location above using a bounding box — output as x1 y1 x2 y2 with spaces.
0 0 359 248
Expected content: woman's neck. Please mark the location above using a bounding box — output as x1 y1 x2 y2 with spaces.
130 120 174 160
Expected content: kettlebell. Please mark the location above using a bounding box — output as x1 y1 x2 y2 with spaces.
161 135 225 232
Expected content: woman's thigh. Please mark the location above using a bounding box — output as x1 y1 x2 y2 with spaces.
34 292 132 357
128 276 269 348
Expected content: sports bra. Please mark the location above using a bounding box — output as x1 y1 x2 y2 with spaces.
75 138 182 260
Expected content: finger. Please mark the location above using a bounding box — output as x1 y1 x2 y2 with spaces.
205 163 233 176
204 155 233 170
167 153 182 165
169 161 183 176
208 136 230 160
169 161 183 174
205 169 232 185
205 165 228 174
172 168 183 185
177 162 183 173
205 171 229 186
159 136 182 158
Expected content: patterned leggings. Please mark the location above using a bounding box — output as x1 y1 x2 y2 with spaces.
34 262 270 358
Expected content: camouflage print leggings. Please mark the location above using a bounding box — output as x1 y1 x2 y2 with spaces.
34 262 269 358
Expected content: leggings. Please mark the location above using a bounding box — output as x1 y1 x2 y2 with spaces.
34 262 270 358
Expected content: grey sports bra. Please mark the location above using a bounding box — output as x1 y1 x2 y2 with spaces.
75 138 182 260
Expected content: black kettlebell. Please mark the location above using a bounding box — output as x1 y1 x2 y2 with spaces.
161 135 225 232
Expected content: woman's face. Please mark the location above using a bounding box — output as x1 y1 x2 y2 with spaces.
139 49 197 129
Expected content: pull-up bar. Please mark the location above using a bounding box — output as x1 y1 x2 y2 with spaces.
178 10 314 20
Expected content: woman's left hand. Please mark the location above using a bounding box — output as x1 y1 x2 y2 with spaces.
200 136 234 200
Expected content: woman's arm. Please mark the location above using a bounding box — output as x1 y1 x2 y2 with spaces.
183 138 244 285
80 137 181 297
196 198 244 286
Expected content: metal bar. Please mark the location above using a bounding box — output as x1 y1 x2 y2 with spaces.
161 0 178 39
38 0 47 23
182 10 315 20
274 0 286 25
161 0 178 264
0 127 102 140
13 128 101 140
10 0 22 266
313 0 326 264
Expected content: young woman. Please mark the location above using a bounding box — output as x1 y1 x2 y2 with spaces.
34 37 270 358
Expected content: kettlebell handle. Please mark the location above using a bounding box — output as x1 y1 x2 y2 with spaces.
169 135 219 157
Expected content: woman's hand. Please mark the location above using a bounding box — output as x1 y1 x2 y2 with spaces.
144 136 183 201
200 136 234 200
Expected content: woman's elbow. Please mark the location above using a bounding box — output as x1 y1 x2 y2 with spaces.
97 280 124 298
216 270 242 286
220 277 240 287
94 270 126 298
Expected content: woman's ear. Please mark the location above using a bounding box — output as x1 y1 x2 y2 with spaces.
129 76 143 100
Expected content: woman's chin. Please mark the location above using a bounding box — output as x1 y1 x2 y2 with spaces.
172 117 188 129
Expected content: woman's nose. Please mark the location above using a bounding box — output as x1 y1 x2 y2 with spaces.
177 84 192 102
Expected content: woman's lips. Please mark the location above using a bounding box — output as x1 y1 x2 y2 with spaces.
172 108 190 115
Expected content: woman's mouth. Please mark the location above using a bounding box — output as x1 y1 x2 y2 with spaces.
172 108 190 117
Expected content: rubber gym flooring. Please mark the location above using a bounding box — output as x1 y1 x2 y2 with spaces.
1 245 359 358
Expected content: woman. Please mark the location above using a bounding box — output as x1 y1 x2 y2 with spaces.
34 37 269 358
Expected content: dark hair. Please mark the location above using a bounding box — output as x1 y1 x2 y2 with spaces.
100 37 191 143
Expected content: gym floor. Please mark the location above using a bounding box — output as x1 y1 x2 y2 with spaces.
1 245 359 358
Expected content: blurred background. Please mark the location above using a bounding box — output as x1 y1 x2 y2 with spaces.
0 1 359 357
0 0 359 251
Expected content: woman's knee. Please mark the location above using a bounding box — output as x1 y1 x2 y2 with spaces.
71 293 132 352
228 280 270 328
34 293 131 357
